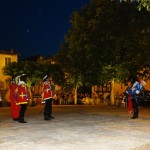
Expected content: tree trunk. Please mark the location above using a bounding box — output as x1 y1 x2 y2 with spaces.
74 87 77 105
110 78 115 105
28 86 34 106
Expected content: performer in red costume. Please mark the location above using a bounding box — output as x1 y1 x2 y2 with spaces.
17 80 30 123
42 75 55 121
9 78 20 121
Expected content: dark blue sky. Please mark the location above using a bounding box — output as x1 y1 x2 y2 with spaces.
0 0 89 60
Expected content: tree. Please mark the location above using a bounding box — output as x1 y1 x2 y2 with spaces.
3 61 43 105
3 59 65 105
56 0 150 105
55 44 84 104
138 0 150 11
120 0 150 11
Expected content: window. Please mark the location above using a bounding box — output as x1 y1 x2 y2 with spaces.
5 58 11 66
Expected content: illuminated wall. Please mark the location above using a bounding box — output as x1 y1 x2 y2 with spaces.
0 50 18 87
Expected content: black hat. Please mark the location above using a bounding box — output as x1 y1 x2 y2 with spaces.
19 74 27 83
15 74 27 84
130 76 138 84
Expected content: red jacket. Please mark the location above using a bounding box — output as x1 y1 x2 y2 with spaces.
9 83 17 103
9 82 21 118
17 85 30 104
42 81 55 100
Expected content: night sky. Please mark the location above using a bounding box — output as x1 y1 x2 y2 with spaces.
0 0 89 60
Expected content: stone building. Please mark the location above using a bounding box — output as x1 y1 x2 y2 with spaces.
0 49 18 102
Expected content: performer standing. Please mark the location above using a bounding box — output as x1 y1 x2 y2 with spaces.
17 79 30 123
42 75 55 121
125 77 146 119
9 77 20 121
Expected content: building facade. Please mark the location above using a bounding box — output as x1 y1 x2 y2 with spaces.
0 49 18 102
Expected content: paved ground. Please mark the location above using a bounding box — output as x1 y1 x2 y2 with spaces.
0 104 150 150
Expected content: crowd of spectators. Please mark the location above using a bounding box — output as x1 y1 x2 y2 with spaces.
122 90 150 108
138 90 150 108
34 89 150 108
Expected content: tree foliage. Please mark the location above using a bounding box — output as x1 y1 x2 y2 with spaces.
3 59 65 86
138 0 150 11
56 0 150 88
120 0 150 11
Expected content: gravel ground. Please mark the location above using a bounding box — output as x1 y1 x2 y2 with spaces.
0 104 150 150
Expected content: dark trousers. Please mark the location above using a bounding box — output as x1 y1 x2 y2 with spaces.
44 98 52 119
19 104 27 121
132 98 139 118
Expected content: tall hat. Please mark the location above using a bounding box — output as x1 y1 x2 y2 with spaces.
43 75 49 82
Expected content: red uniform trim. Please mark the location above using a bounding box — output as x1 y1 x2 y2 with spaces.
128 94 133 114
42 82 55 101
17 85 30 104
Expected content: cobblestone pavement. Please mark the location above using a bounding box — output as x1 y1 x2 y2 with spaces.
0 104 150 150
